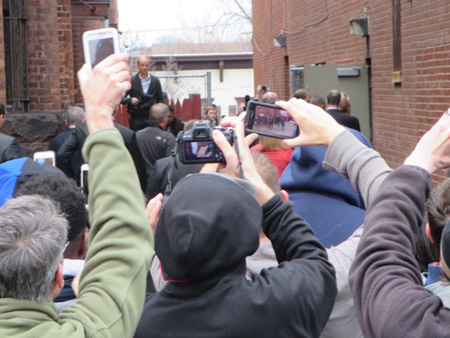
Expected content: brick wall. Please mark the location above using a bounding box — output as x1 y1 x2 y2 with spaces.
370 1 450 181
27 0 62 111
253 0 450 182
252 0 288 99
71 19 103 104
57 0 75 109
71 0 118 104
0 0 118 156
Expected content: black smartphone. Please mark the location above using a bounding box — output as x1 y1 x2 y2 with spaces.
245 100 298 139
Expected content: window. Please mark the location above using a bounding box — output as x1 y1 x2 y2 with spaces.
290 67 304 98
3 0 28 112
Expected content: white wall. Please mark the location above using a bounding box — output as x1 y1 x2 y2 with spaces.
153 68 254 116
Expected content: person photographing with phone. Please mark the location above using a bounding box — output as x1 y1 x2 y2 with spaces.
122 56 164 131
0 53 153 337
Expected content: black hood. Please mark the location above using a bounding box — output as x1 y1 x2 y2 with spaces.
155 173 262 282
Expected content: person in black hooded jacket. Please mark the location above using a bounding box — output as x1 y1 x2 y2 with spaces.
134 117 337 338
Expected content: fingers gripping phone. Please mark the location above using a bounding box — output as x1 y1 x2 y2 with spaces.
82 28 119 71
245 101 298 139
33 151 56 166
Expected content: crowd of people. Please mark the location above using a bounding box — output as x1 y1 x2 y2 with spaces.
0 53 449 338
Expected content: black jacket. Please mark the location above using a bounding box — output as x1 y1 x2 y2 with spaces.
48 127 75 154
326 108 361 131
135 174 337 338
167 117 184 137
145 154 203 199
57 122 147 191
136 124 176 174
122 73 163 116
0 133 21 164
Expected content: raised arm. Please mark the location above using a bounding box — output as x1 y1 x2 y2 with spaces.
349 111 450 338
214 117 337 337
276 98 391 209
58 55 153 337
323 130 391 209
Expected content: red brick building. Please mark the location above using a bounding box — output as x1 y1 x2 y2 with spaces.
253 1 450 181
0 0 117 154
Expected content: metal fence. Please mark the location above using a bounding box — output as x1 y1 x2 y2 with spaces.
157 71 212 107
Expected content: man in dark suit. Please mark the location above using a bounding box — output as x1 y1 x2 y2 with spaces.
48 107 85 154
0 102 21 163
326 90 361 131
56 118 147 192
122 56 163 132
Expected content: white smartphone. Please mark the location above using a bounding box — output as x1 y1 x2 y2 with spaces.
80 164 89 200
82 28 119 71
33 151 56 166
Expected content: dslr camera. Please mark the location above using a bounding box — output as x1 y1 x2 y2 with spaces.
177 121 233 164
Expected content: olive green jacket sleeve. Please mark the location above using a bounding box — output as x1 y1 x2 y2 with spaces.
59 128 153 337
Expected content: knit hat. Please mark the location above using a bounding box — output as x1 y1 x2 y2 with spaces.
155 173 262 282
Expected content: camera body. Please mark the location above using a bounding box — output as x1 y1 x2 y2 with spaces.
178 121 233 164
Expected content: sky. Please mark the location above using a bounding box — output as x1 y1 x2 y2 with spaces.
117 0 252 48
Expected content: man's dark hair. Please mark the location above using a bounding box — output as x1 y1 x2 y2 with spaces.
17 173 87 242
427 179 450 246
293 89 311 101
327 90 341 106
311 95 326 109
0 102 5 116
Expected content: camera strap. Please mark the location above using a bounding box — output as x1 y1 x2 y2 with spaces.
164 147 178 196
233 133 244 179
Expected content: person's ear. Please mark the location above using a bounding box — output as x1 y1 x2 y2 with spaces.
426 223 435 243
280 189 289 202
51 263 64 300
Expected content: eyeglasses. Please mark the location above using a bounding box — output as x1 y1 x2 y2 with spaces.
63 241 70 252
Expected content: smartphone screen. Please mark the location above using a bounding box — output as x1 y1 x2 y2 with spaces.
83 28 119 71
33 151 56 166
88 37 115 69
246 101 298 139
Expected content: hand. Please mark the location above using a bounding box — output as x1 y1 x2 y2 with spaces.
213 117 274 205
275 98 345 148
146 193 163 234
77 54 131 133
131 97 139 105
404 110 450 174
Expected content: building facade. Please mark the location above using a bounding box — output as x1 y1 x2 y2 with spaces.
0 0 117 154
253 1 450 181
